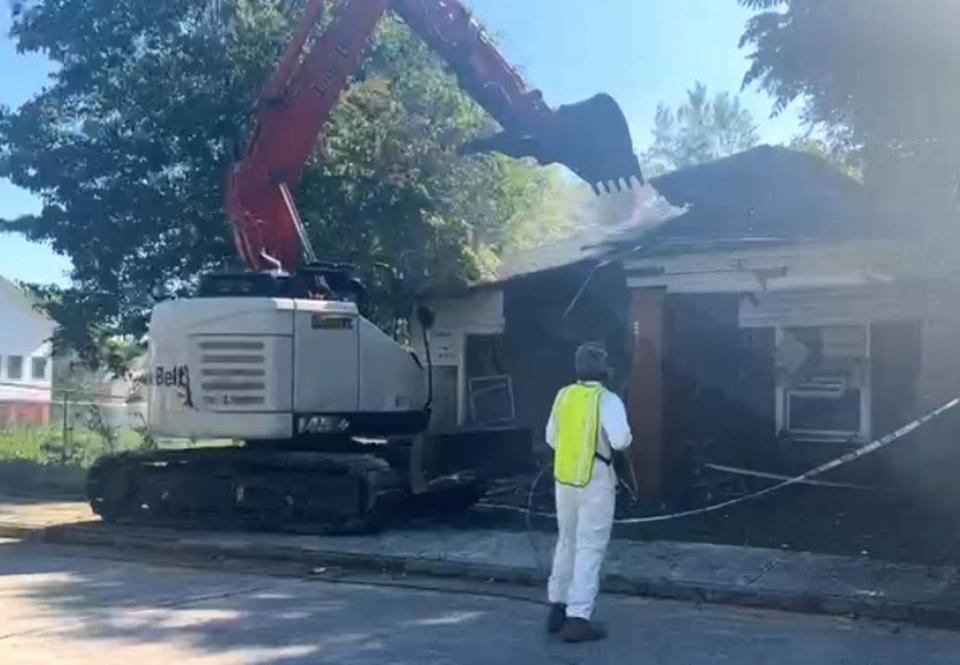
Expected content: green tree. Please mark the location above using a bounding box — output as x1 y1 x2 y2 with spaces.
643 81 759 173
0 0 572 366
739 0 960 227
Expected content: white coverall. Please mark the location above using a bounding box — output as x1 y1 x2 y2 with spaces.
545 384 633 620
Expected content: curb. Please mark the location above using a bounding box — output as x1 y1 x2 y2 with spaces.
7 521 960 631
600 574 960 630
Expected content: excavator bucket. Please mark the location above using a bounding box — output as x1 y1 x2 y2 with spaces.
460 93 643 195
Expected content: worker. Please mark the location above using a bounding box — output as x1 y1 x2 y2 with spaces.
545 342 633 643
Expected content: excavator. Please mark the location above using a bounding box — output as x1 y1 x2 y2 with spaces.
86 0 643 533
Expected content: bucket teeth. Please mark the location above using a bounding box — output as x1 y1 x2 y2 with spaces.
594 175 641 196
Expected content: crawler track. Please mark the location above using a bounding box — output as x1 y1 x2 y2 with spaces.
87 447 403 535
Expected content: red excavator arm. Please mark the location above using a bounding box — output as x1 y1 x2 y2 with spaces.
226 0 642 272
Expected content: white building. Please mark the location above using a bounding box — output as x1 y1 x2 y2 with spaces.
0 275 55 426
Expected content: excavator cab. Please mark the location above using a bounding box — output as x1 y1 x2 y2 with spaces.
460 93 644 195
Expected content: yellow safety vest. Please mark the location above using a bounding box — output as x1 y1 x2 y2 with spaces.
553 382 603 487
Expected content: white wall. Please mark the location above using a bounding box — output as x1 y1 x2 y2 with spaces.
422 289 506 335
624 238 950 295
413 289 505 426
0 277 55 403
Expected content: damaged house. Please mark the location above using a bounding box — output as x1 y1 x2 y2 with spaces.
419 146 960 502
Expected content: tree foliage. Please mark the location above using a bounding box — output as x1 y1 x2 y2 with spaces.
0 0 572 366
738 0 960 226
643 81 758 173
788 135 861 181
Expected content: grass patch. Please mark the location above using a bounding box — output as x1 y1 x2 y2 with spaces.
0 428 47 462
0 427 238 468
0 427 145 467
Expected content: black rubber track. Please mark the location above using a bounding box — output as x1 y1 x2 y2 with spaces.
87 447 403 535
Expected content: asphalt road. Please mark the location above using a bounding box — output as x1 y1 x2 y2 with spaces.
2 538 960 664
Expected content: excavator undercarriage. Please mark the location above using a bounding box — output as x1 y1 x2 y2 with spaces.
88 447 405 534
88 428 520 533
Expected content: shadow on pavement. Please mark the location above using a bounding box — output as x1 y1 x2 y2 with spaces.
5 539 960 664
0 538 554 664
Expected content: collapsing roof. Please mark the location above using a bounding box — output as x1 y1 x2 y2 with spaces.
496 145 872 283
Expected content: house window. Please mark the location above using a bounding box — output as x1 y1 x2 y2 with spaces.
469 375 516 425
465 334 514 425
31 357 48 381
776 325 870 441
7 355 23 381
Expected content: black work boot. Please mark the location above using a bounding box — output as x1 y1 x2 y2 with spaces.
546 603 566 634
561 617 607 643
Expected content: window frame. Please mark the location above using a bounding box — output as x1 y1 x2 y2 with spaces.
775 324 871 442
31 356 48 381
7 355 24 381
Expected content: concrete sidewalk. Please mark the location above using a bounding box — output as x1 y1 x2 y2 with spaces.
2 495 960 629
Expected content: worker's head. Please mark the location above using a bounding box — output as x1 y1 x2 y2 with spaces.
574 342 609 383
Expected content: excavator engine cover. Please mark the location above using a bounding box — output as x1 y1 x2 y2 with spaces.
461 93 643 195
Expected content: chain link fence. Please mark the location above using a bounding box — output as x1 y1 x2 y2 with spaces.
0 384 150 469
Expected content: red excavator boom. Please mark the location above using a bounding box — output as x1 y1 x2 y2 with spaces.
226 0 642 272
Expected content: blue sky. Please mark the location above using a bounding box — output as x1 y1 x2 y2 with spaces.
0 0 801 286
